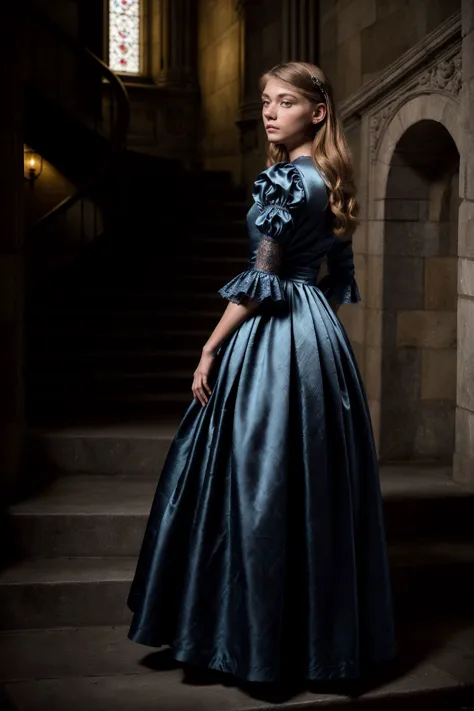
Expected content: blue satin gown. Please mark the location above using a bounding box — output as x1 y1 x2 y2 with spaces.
126 156 397 683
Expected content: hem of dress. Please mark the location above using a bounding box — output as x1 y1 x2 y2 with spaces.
127 625 397 684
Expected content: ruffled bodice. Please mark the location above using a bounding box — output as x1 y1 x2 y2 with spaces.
218 157 361 307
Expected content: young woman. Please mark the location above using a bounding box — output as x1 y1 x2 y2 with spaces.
127 61 397 684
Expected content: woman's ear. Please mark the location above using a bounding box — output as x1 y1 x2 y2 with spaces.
312 103 327 124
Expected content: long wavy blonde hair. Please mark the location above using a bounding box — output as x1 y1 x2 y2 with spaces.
259 61 359 239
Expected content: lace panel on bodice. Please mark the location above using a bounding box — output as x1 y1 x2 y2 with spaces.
254 236 282 274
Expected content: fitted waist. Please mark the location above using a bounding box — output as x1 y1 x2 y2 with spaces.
280 266 320 285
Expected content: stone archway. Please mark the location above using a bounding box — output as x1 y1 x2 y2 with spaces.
364 93 461 460
380 119 459 462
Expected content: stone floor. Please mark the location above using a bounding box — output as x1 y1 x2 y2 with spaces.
0 615 474 710
1 464 474 709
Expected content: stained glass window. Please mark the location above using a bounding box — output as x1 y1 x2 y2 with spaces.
109 0 140 74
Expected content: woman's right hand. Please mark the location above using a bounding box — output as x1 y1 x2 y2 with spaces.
192 348 217 407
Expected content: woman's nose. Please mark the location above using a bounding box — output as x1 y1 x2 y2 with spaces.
263 105 276 120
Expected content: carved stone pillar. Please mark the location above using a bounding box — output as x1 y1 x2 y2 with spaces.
281 0 318 64
236 0 267 191
155 0 197 88
237 0 319 121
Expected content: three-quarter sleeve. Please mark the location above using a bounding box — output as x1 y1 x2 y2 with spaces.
218 163 305 306
318 238 361 305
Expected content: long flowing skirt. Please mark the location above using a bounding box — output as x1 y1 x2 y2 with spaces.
126 281 397 683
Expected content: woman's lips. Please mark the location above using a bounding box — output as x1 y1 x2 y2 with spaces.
266 126 278 132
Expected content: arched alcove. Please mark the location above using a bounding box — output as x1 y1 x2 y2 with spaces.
380 119 459 462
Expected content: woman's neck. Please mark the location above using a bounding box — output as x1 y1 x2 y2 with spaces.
288 142 313 162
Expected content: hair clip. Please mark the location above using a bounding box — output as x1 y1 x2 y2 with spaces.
310 75 328 103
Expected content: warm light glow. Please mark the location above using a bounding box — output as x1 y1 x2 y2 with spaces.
109 0 140 74
24 146 44 183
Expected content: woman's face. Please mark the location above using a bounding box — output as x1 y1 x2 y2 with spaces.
261 76 326 150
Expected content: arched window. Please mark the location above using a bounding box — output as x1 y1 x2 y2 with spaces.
109 0 141 74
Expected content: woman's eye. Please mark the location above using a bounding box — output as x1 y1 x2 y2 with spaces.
281 101 292 107
261 100 269 106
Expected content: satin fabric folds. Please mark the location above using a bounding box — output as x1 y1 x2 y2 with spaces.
127 157 397 683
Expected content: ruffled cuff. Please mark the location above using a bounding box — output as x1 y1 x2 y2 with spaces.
318 275 362 304
218 268 285 305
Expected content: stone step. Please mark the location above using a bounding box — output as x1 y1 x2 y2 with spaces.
30 307 225 328
184 235 248 258
31 263 246 320
28 385 196 402
30 288 228 313
28 313 224 344
28 349 203 373
7 469 474 558
0 557 135 630
26 393 192 422
1 617 474 710
390 541 474 615
142 292 228 311
29 370 198 395
177 259 247 279
29 291 227 317
0 626 155 686
28 374 199 397
26 423 177 477
170 273 245 293
113 273 242 297
29 329 212 352
187 255 248 267
1 538 474 632
8 476 156 557
183 221 248 239
381 465 474 540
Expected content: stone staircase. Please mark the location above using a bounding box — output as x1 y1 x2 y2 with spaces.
2 464 474 630
1 458 474 709
26 169 248 424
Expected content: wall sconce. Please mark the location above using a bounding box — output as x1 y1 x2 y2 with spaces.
24 147 44 184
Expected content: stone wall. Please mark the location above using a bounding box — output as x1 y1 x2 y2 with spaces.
116 0 201 168
1 6 25 500
320 0 461 102
34 0 79 36
337 10 463 462
24 158 103 288
197 0 243 181
24 159 74 230
454 0 474 486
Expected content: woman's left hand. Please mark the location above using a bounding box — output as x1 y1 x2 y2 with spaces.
192 348 217 407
